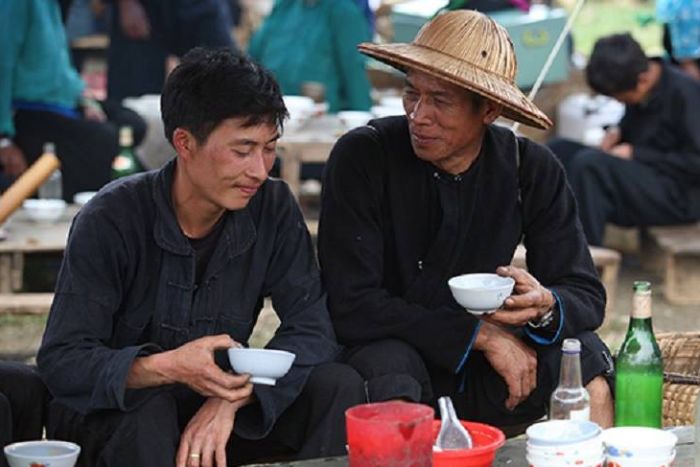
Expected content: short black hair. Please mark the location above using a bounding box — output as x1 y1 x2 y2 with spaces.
586 33 649 96
161 48 288 144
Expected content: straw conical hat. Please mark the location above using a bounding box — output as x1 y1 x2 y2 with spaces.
359 10 552 129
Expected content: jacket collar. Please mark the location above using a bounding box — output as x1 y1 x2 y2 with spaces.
151 158 257 258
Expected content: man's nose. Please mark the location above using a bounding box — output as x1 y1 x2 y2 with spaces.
247 151 268 180
409 97 429 123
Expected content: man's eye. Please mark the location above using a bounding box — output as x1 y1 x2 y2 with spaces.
234 150 250 157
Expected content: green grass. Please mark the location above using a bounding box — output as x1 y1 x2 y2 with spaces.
560 0 663 58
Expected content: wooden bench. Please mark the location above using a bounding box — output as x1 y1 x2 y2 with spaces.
644 223 700 305
0 293 53 315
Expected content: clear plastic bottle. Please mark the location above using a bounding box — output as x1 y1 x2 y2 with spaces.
37 142 63 200
550 338 591 421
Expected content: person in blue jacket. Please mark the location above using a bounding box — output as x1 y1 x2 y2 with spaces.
248 0 373 113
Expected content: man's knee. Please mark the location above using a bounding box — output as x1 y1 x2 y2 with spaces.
344 339 432 403
305 363 365 406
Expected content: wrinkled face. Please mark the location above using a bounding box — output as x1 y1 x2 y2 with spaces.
402 70 500 174
177 118 279 212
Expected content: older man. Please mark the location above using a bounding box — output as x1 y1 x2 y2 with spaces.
318 10 614 432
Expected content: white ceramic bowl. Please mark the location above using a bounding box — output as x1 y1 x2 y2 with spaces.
527 420 602 447
4 440 80 467
602 427 677 459
227 348 296 386
447 273 515 314
337 111 373 129
22 199 67 223
73 191 97 206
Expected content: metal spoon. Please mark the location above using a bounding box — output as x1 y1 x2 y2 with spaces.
436 396 473 450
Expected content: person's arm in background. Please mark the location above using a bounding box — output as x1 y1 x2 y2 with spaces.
0 0 28 176
328 1 373 111
629 84 700 184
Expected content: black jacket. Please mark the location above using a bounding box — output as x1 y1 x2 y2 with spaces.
318 117 605 376
38 159 339 439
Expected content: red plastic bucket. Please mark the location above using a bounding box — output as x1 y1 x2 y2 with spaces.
346 402 434 467
432 420 506 467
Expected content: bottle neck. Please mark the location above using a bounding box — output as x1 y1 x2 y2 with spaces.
559 351 583 388
632 292 652 319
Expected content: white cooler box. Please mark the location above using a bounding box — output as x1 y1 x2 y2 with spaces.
556 93 624 146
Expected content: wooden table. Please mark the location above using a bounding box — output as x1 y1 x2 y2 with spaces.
245 426 696 466
277 115 347 199
0 206 77 312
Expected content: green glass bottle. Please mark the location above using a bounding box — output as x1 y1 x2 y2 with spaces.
615 281 663 427
111 126 141 179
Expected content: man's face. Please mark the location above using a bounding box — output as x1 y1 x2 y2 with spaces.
178 118 279 212
402 70 498 174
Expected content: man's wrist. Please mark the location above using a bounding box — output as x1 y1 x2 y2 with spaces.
527 292 558 329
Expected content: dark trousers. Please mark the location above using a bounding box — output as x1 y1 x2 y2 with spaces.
107 0 236 101
547 138 695 246
46 362 365 466
12 100 146 202
0 362 49 467
343 331 614 435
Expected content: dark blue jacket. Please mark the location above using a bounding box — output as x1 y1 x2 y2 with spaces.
38 159 339 439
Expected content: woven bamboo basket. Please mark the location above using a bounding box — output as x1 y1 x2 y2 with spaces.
656 332 700 426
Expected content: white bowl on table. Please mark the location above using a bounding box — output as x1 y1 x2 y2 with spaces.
4 440 80 467
602 426 677 465
448 273 515 315
73 191 97 206
337 111 373 129
283 95 315 132
22 199 67 223
227 348 296 386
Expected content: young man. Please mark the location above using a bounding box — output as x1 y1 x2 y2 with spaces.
38 48 364 467
548 33 700 245
318 10 614 433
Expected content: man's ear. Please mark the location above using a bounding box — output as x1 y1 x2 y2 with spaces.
172 128 196 161
482 101 504 125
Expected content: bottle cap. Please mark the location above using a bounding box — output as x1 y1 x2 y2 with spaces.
562 338 581 353
633 281 651 293
43 142 56 154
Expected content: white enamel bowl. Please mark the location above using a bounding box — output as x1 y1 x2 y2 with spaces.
227 348 296 386
448 273 515 315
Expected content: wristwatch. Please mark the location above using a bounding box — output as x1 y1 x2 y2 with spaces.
527 305 556 329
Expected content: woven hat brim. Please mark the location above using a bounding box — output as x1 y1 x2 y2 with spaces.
359 42 552 130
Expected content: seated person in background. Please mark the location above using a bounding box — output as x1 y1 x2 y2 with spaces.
0 362 48 467
318 10 614 434
107 0 239 101
548 33 700 246
248 0 372 113
38 48 364 467
0 0 146 202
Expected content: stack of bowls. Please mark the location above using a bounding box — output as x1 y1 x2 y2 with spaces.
602 427 677 466
526 420 604 466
